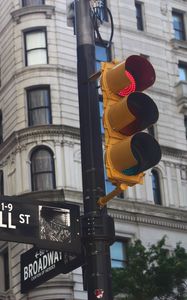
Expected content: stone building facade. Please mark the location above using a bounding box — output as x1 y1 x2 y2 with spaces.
0 0 187 299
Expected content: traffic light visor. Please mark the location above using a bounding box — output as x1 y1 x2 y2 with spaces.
131 132 161 173
108 92 159 136
109 132 161 176
105 55 156 95
126 55 156 91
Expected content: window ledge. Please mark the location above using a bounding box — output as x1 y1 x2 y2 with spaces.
175 81 187 113
11 5 55 23
170 38 187 50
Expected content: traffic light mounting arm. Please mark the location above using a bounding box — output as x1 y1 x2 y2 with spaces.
97 184 126 207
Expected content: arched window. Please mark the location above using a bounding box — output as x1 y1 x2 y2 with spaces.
22 0 45 6
31 147 56 191
184 115 187 139
151 169 161 205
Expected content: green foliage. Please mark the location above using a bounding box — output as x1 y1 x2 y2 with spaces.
112 237 187 300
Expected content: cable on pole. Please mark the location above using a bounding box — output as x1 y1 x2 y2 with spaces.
90 0 114 48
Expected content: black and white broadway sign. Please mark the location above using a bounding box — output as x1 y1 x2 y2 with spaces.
0 196 81 253
21 247 85 293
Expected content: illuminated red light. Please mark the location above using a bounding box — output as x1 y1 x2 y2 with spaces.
118 70 136 97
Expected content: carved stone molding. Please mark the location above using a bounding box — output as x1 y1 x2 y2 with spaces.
181 168 187 180
175 81 187 114
64 189 187 232
108 199 187 232
74 149 81 162
161 145 187 160
11 5 55 24
164 161 187 170
20 189 65 202
62 140 74 148
110 210 187 231
0 291 16 300
170 38 187 51
160 1 168 16
0 125 79 157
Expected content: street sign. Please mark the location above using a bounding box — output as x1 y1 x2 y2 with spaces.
0 196 81 253
21 246 85 293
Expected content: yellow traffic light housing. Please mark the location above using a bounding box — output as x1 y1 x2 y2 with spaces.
100 55 161 193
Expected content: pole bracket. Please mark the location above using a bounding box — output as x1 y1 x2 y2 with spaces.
81 213 115 244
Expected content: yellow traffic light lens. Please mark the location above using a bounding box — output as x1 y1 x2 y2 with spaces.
118 71 136 97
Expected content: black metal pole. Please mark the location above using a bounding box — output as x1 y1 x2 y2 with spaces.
74 0 114 299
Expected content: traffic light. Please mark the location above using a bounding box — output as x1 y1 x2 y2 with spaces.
100 55 161 190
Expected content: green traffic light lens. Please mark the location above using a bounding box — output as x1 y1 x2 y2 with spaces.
122 165 139 176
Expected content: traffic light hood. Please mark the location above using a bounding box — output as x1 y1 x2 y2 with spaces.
130 132 162 174
126 55 156 91
108 92 159 136
109 132 161 176
106 55 156 95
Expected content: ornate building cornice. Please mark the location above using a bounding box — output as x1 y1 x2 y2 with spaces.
11 5 55 23
0 125 80 158
161 145 187 160
0 125 187 164
19 189 65 203
60 189 187 232
108 199 187 232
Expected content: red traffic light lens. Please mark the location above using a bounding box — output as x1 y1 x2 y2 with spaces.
118 71 136 97
126 55 156 91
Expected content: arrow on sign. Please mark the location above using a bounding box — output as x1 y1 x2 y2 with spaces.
21 246 85 293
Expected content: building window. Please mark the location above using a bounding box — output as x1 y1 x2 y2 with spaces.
172 11 185 40
24 28 48 66
97 0 108 22
22 0 45 6
0 248 10 291
151 169 162 205
31 147 56 191
3 250 9 291
0 56 1 87
27 86 52 126
105 177 124 198
98 97 104 134
0 110 3 144
0 170 4 196
110 241 127 268
184 116 187 139
95 42 111 72
105 178 116 195
178 63 187 81
95 43 121 197
95 42 111 124
135 1 144 31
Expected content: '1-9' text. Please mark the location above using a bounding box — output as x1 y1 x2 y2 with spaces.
0 203 31 229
